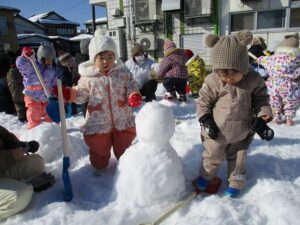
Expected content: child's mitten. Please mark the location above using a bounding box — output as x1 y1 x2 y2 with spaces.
22 46 33 57
199 114 220 139
252 117 274 141
128 92 142 107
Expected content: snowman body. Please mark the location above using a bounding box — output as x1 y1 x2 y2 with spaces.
113 102 186 210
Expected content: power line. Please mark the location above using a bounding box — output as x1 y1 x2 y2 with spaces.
22 0 58 17
57 0 86 15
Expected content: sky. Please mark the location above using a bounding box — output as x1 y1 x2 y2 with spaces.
1 84 300 225
0 0 106 29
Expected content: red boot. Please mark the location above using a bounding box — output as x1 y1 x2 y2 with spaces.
193 176 222 194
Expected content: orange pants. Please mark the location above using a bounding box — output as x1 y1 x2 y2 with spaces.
24 96 52 129
84 127 136 169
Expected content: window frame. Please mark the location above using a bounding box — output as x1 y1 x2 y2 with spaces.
229 7 298 33
0 17 8 36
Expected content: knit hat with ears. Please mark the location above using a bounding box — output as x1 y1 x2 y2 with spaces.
279 33 299 48
131 43 144 57
88 29 118 62
206 30 253 74
164 39 176 56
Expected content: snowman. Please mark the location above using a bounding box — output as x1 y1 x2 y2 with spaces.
112 102 186 221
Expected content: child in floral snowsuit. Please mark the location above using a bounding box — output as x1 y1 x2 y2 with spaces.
258 33 300 125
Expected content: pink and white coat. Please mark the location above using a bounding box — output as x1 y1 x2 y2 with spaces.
258 46 300 117
71 59 140 135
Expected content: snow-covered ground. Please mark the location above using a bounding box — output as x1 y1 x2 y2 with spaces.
1 85 300 225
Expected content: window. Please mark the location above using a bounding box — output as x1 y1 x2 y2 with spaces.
257 10 285 29
0 17 8 35
231 12 254 31
290 8 300 27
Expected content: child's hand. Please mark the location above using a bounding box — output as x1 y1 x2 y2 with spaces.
260 115 272 123
52 85 71 101
128 92 142 108
252 117 274 141
199 114 220 139
22 46 33 58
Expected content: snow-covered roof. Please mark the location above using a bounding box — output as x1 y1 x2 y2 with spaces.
17 33 50 40
0 5 20 13
70 34 93 41
28 11 79 26
85 17 107 24
36 18 79 26
28 12 49 22
17 33 71 41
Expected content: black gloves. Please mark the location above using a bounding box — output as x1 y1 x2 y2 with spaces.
252 117 274 141
199 114 220 139
20 141 40 153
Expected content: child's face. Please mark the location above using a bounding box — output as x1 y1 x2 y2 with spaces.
95 51 115 74
216 69 243 85
44 58 53 66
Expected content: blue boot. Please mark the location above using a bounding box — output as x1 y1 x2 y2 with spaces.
224 187 240 198
194 176 209 191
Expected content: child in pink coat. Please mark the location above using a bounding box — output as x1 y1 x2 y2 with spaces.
16 44 57 129
58 31 142 175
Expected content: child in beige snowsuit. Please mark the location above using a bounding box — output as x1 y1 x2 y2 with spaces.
194 31 274 197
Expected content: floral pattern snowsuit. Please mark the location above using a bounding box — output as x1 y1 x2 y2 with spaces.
258 50 300 117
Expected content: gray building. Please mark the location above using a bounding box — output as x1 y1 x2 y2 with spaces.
89 0 300 65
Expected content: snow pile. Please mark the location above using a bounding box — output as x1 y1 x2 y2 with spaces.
113 102 186 223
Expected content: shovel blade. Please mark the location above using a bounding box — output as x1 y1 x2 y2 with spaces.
62 156 73 201
46 97 60 123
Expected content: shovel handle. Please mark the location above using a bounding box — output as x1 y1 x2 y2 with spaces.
248 52 258 60
26 55 51 98
151 192 197 225
57 79 70 157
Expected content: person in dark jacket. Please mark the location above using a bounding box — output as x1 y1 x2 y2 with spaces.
7 55 27 122
157 39 188 102
56 51 80 116
0 76 15 115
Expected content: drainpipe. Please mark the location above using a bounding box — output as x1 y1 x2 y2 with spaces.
213 0 218 35
92 5 96 35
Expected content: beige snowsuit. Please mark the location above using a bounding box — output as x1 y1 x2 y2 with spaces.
196 70 272 189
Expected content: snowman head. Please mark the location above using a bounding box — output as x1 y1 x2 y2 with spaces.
135 102 175 144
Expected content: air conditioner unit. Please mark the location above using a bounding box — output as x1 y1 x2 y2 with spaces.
139 34 156 51
106 29 125 59
134 0 160 23
184 0 212 18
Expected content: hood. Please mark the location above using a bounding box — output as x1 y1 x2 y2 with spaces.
275 46 300 57
78 59 125 77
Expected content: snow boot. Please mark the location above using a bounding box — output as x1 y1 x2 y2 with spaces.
193 176 222 194
224 187 240 198
178 94 187 102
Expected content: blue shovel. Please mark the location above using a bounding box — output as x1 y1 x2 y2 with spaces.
27 55 60 123
57 79 73 201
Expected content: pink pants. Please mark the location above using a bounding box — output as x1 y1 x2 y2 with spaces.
24 96 52 129
84 127 136 169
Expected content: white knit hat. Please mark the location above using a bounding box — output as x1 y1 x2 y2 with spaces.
88 29 117 62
